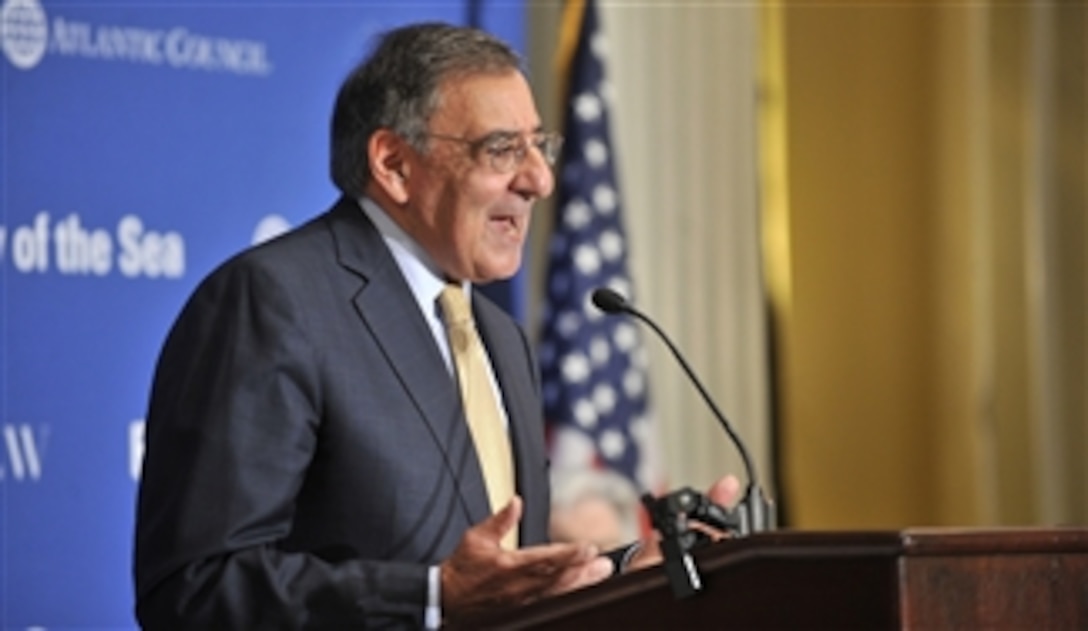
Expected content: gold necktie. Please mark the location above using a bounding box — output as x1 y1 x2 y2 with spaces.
439 284 518 549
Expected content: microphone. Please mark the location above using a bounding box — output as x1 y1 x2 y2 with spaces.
591 287 775 534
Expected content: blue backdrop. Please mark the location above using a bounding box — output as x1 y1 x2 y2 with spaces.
0 1 525 627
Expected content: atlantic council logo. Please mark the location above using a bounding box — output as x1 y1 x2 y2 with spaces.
0 0 272 75
0 0 48 70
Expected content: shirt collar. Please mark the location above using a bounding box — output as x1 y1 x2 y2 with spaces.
356 197 471 311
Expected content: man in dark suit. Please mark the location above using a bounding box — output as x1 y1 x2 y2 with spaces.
133 22 615 628
134 21 739 629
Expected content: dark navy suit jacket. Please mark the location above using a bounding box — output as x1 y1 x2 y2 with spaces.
133 197 550 628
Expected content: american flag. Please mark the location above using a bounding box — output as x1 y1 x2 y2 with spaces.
539 0 659 494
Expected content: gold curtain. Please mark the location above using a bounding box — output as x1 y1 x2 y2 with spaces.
769 1 1087 528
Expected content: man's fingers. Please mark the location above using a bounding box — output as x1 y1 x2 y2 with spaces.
442 516 610 622
516 540 599 570
566 556 612 584
478 495 523 543
497 541 604 599
540 555 613 597
690 520 728 542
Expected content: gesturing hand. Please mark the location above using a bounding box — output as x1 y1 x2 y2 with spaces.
441 496 613 625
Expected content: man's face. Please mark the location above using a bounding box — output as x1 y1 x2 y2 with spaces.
399 70 555 283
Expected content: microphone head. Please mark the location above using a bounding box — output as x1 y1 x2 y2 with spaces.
591 287 629 314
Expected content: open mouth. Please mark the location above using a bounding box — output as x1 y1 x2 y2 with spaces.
491 214 521 235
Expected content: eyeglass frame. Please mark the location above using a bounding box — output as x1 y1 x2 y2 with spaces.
421 129 564 173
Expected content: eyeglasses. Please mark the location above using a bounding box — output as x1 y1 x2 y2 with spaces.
423 130 563 173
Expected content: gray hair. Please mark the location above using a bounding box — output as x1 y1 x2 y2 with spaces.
330 22 524 197
550 467 643 544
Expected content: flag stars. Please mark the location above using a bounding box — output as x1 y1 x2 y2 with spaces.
599 229 623 261
561 351 592 384
574 398 598 428
541 2 654 489
590 31 608 62
563 199 593 230
574 92 602 123
589 335 611 367
573 243 602 275
599 428 626 460
592 184 617 215
623 368 646 397
593 383 617 415
614 321 639 352
584 138 608 168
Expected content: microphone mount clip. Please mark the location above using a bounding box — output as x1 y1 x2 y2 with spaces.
641 487 742 599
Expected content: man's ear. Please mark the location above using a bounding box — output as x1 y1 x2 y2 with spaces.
368 129 411 204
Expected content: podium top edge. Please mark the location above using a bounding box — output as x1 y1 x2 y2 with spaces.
723 526 1088 558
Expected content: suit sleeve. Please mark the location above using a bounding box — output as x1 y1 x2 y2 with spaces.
133 256 427 629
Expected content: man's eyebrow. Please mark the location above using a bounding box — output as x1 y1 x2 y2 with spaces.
478 126 546 143
481 130 519 141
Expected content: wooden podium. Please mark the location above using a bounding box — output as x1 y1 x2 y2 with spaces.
479 528 1088 629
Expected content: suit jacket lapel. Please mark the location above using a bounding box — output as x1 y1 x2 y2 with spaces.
325 199 493 528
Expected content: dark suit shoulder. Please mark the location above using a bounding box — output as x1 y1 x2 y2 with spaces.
185 198 380 304
206 203 340 277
